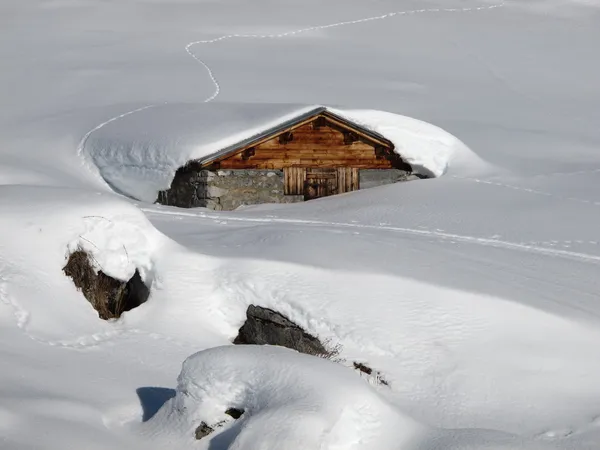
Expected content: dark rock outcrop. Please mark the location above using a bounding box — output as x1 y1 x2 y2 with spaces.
195 422 214 440
63 249 149 320
353 362 389 386
194 409 245 440
233 305 328 357
225 408 244 420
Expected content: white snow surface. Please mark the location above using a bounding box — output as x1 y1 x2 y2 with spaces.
332 108 490 178
83 103 476 202
146 345 424 450
1 0 600 449
144 345 551 450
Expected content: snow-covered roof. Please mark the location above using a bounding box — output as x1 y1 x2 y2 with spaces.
84 102 483 202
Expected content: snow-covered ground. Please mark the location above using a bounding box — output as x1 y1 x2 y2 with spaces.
1 0 600 449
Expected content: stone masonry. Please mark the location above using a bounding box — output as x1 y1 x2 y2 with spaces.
157 169 303 210
157 168 421 211
359 169 418 190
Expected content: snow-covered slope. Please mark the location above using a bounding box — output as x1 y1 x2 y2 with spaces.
1 0 600 449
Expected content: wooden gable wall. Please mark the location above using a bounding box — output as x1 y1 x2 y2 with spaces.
203 115 407 171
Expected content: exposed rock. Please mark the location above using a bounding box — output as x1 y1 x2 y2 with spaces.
353 361 389 386
195 422 214 440
353 362 373 375
63 249 149 320
233 305 328 357
158 168 305 210
194 409 245 440
225 408 244 419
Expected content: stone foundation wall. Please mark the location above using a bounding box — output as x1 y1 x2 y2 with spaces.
157 169 303 211
359 169 417 190
157 168 419 210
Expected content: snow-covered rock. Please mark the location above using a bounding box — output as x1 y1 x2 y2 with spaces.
0 186 167 341
144 345 556 450
146 345 425 450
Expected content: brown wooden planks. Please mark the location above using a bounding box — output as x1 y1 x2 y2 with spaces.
336 168 360 193
284 167 306 195
219 160 393 169
305 168 338 200
351 167 359 190
207 115 400 171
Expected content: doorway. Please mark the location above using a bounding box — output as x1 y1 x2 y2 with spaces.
304 168 338 200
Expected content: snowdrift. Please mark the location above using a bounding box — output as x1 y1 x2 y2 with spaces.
82 103 486 202
145 345 424 449
142 345 553 450
0 186 168 343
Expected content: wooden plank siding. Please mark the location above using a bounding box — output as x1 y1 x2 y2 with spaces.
305 168 338 200
283 167 306 195
196 112 409 201
337 167 359 193
210 120 398 170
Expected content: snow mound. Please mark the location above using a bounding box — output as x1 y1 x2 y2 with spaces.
145 345 425 450
67 212 156 283
143 345 555 450
331 108 489 178
0 186 168 342
83 103 318 202
83 103 486 203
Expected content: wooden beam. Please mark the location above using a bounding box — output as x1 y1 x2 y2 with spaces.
313 116 327 129
241 147 255 161
343 131 359 145
279 132 294 145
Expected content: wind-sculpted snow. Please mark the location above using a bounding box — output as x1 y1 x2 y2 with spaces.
143 345 554 450
0 186 167 343
146 345 424 449
1 0 600 449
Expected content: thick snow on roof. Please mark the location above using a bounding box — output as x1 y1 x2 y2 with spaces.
84 103 319 202
331 108 489 179
83 103 485 202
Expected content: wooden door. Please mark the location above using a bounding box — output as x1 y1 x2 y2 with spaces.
336 167 359 194
284 167 306 195
304 168 338 200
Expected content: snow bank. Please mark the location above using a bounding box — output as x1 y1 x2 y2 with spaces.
0 186 168 342
83 103 319 202
66 212 157 283
143 345 554 450
331 108 489 178
83 103 486 202
146 345 425 450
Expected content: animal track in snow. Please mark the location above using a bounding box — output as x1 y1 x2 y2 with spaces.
143 207 600 266
185 2 506 103
538 414 600 441
77 104 158 185
78 1 505 168
453 175 600 208
0 269 192 350
520 240 600 248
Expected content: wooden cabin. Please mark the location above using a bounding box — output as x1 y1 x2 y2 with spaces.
157 107 418 210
